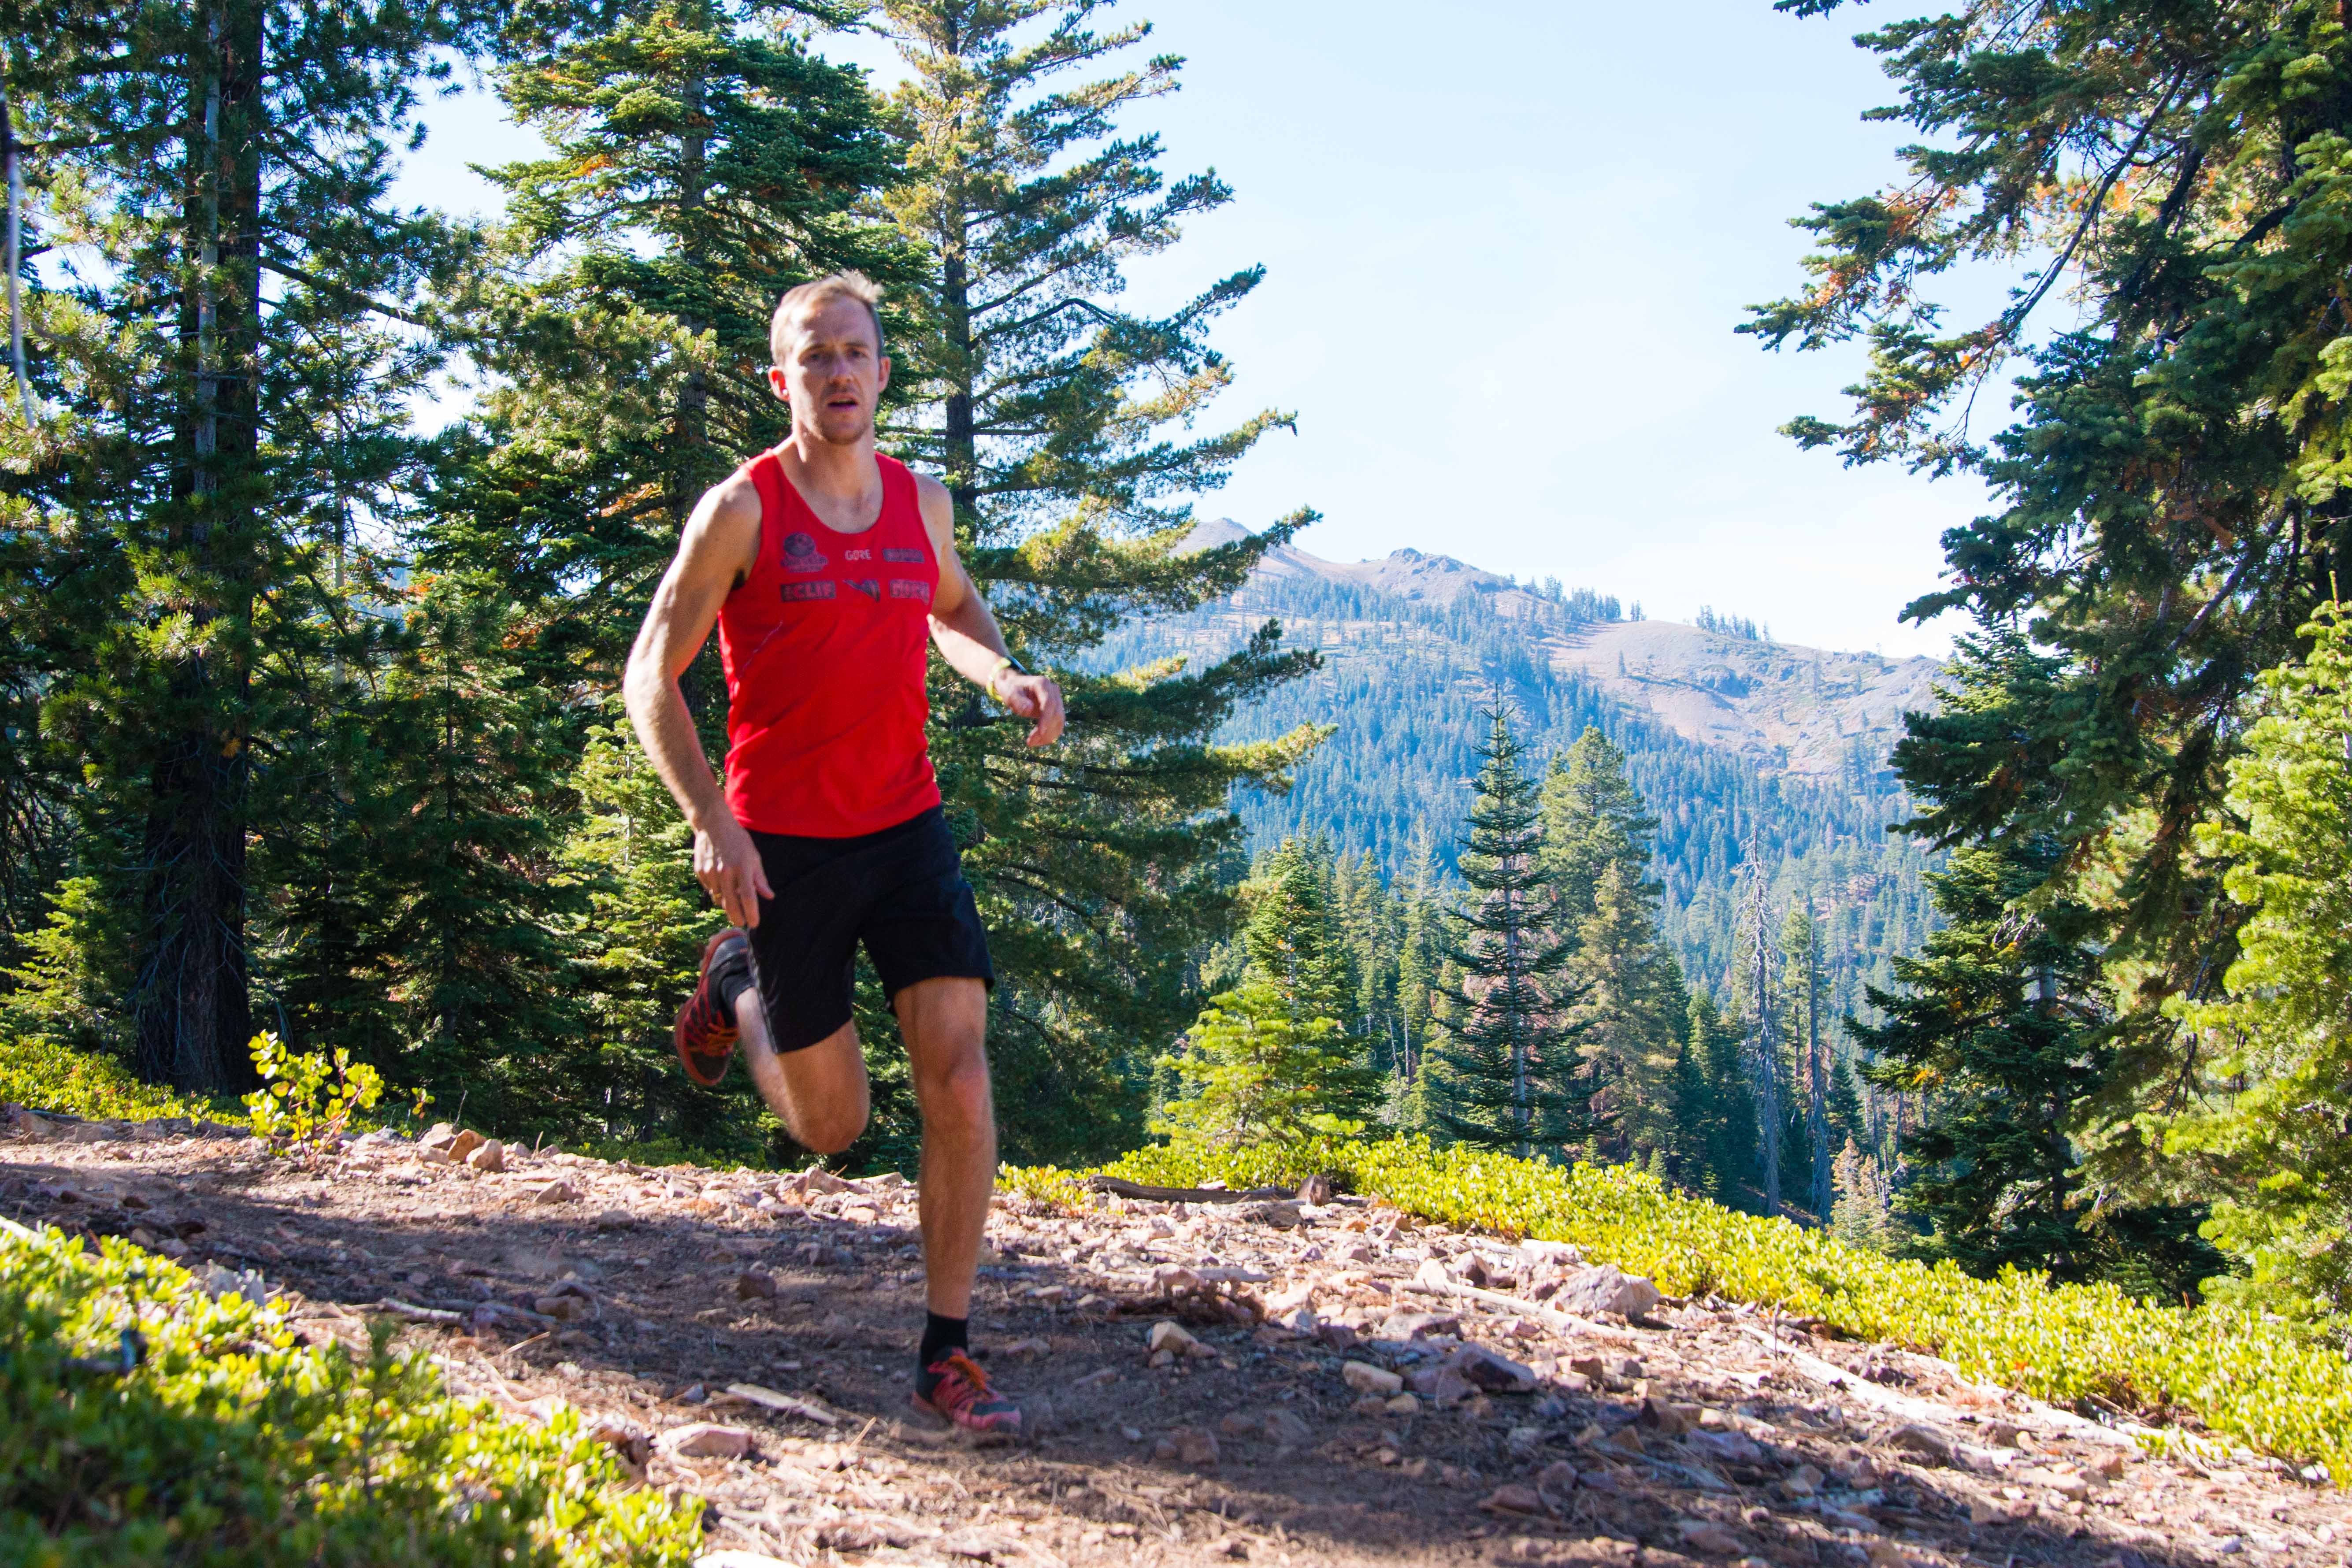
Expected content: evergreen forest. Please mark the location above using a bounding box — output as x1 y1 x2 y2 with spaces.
11 0 2352 1346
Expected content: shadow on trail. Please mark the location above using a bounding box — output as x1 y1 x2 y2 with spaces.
0 1141 2230 1568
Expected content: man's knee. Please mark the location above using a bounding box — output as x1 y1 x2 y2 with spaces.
794 1102 869 1155
914 1039 992 1131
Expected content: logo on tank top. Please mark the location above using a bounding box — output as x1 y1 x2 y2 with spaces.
883 546 925 563
781 531 827 573
889 579 931 602
847 578 881 601
781 580 836 602
842 547 872 561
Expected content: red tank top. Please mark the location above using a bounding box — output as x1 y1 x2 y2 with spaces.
718 449 942 838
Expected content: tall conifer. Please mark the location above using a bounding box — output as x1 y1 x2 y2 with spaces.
1427 707 1580 1159
10 0 494 1090
870 0 1323 1162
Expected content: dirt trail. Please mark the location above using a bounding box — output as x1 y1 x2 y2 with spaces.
2 1110 2341 1568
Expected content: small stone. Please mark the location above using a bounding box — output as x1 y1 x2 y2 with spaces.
1148 1347 1176 1369
1675 1520 1746 1557
1507 1424 1545 1454
1174 1427 1221 1466
1781 1463 1822 1497
1405 1365 1475 1408
1120 1424 1143 1442
1687 1429 1764 1465
1342 1360 1403 1396
1219 1412 1258 1437
656 1421 753 1459
1263 1409 1313 1446
533 1293 590 1322
529 1179 580 1205
1384 1392 1421 1416
1981 1419 2023 1448
734 1269 779 1300
1448 1342 1539 1393
1535 1460 1578 1497
1379 1309 1462 1340
446 1128 486 1163
1549 1264 1663 1320
1883 1423 1952 1464
465 1138 505 1172
1478 1483 1544 1516
418 1121 458 1152
1146 1319 1197 1353
1638 1396 1692 1436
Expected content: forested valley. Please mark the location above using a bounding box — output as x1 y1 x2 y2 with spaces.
11 0 2352 1350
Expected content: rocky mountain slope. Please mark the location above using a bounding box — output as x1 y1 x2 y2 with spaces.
6 1106 2335 1568
1183 520 1941 781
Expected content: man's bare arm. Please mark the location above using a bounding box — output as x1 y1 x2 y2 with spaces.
622 474 774 927
917 474 1065 748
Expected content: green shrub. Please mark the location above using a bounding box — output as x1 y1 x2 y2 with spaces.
0 1035 218 1124
1009 1134 2352 1482
0 1221 701 1565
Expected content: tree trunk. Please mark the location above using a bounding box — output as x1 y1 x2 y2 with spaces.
134 0 262 1094
1805 917 1833 1220
940 231 977 528
1747 876 1780 1219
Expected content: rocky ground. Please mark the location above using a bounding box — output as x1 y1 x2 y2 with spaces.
2 1106 2341 1568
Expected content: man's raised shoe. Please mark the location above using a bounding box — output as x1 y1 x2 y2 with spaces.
674 927 749 1088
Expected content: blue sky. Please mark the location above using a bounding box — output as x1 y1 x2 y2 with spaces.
395 1 2026 657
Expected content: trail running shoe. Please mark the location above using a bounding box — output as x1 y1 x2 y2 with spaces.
913 1349 1024 1438
673 927 749 1087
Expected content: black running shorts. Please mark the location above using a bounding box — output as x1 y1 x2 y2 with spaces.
745 805 994 1053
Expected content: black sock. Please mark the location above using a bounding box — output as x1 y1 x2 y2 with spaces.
708 939 754 1029
916 1311 968 1393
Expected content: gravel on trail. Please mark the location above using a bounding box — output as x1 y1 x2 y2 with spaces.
3 1106 2340 1568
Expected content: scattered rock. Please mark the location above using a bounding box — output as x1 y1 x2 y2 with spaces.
465 1138 505 1173
657 1421 754 1459
733 1269 779 1301
1675 1519 1746 1557
1173 1427 1220 1466
1882 1423 1953 1464
1243 1201 1304 1228
528 1179 580 1205
1686 1429 1764 1465
533 1293 591 1322
1479 1483 1545 1515
1218 1412 1258 1437
1780 1463 1823 1497
1404 1364 1473 1408
445 1129 486 1164
1295 1172 1336 1204
1637 1395 1692 1436
1448 1342 1538 1393
1342 1360 1403 1396
1551 1265 1663 1321
1263 1408 1313 1446
418 1122 458 1154
1148 1320 1209 1358
1377 1309 1461 1340
1534 1460 1578 1497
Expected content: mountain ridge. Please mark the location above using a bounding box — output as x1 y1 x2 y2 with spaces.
1184 518 1942 781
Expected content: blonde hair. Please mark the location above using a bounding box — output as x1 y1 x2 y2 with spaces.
770 271 885 364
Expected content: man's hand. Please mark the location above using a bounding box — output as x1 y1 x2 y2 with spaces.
992 668 1065 747
694 811 775 928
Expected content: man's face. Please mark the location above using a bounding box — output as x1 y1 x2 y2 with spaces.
769 296 889 445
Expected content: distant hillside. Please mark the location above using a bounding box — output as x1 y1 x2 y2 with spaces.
1094 522 1942 1015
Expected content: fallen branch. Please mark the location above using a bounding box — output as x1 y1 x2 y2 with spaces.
375 1297 466 1324
1084 1177 1291 1204
1735 1324 2140 1451
718 1382 842 1427
1402 1275 1643 1345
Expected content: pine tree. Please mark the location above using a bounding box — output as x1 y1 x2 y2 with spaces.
367 578 587 1133
869 0 1323 1163
2167 602 2352 1322
1735 868 1784 1218
432 0 904 692
1241 837 1351 1029
1781 900 1833 1221
1540 727 1657 928
1692 993 1759 1208
1568 859 1682 1164
11 0 492 1091
1751 0 2352 1216
1153 976 1359 1151
1426 707 1580 1159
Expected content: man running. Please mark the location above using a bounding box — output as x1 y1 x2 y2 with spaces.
622 271 1064 1438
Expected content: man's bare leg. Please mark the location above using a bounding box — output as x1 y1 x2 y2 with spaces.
893 977 994 1319
733 991 870 1154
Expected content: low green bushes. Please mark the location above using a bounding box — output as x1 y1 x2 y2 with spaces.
0 1035 217 1124
0 1222 699 1566
1008 1134 2352 1483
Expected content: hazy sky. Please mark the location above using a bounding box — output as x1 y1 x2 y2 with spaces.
394 1 2024 657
